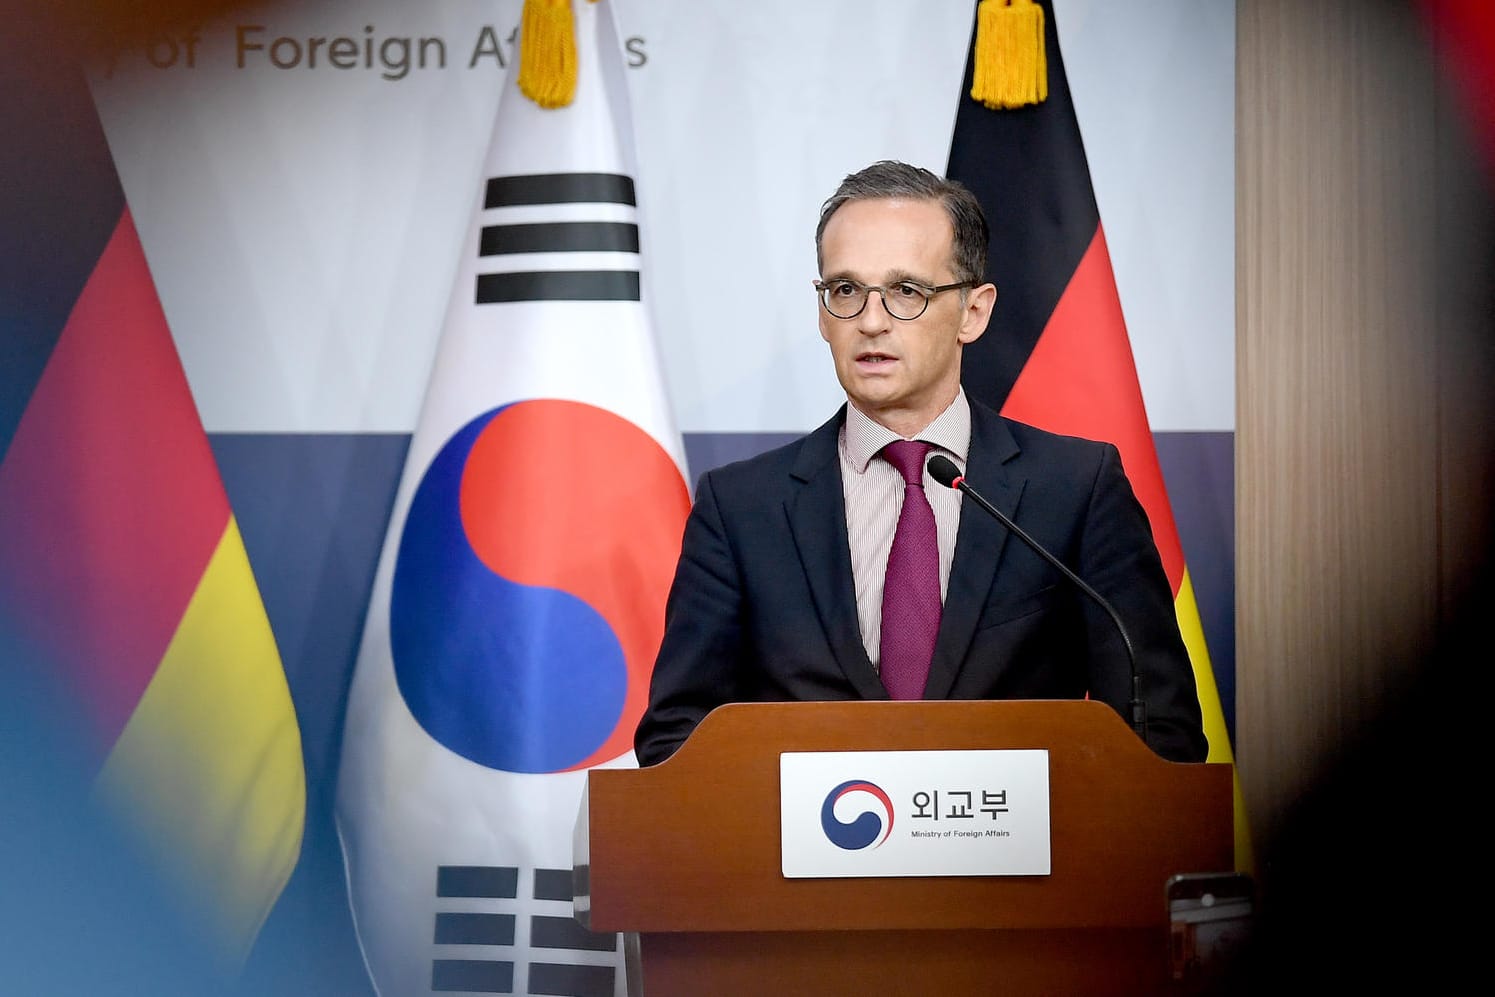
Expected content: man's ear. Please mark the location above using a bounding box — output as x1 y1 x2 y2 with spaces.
957 282 997 344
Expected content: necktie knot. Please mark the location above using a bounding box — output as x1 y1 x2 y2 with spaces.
881 440 931 486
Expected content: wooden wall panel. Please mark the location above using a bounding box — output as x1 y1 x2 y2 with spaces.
1236 0 1466 850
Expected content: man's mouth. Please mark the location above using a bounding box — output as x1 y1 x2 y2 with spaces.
857 352 896 364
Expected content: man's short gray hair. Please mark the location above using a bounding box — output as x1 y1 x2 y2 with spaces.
815 160 989 284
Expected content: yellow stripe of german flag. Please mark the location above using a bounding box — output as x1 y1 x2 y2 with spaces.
1176 569 1254 875
95 516 305 963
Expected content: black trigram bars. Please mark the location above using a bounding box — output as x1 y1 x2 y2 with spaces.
431 865 619 996
476 172 640 304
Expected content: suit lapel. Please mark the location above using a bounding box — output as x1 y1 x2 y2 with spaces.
924 405 1024 699
786 409 887 699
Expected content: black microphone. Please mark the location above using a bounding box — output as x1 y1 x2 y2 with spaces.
926 453 1147 744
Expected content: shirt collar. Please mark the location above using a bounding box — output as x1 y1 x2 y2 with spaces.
843 389 972 473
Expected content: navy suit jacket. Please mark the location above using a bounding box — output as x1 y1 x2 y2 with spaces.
634 401 1207 765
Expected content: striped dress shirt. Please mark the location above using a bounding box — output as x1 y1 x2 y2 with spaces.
839 390 970 671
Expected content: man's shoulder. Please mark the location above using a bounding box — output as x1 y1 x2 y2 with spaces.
972 400 1113 461
1004 418 1113 455
697 408 843 490
708 437 804 478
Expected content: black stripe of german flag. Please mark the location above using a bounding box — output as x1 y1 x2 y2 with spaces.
947 0 1100 414
0 66 124 464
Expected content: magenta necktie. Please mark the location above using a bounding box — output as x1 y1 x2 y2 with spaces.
879 440 940 700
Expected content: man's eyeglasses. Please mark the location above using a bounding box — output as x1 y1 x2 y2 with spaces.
814 278 976 321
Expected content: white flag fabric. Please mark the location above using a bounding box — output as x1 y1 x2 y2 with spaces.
336 2 689 994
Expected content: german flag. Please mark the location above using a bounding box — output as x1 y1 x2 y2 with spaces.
947 0 1251 871
0 60 305 962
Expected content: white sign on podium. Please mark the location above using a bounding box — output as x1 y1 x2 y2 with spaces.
780 750 1051 879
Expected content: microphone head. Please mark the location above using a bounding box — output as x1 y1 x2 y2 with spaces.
926 454 963 488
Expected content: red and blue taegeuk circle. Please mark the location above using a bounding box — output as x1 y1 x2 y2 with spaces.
389 399 688 774
821 779 895 850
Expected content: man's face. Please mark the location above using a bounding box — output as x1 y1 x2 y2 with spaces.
817 197 992 435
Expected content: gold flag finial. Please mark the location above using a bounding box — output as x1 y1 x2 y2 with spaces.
518 0 600 109
970 0 1049 110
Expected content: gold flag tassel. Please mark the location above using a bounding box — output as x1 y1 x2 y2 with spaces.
518 0 593 109
970 0 1049 110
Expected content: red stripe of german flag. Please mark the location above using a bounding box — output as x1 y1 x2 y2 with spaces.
947 0 1251 872
0 210 230 764
0 71 304 963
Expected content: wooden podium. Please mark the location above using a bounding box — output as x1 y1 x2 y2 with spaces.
574 700 1233 996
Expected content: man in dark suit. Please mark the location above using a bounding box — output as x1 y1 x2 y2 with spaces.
635 160 1206 766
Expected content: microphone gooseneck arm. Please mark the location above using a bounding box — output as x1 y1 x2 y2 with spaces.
926 454 1148 744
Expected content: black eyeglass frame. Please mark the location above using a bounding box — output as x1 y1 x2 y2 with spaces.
813 277 978 321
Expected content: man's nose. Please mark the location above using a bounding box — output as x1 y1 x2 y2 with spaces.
857 289 894 332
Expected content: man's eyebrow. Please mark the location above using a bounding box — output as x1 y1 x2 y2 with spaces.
820 269 937 285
